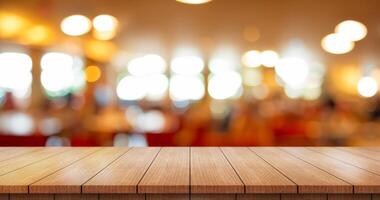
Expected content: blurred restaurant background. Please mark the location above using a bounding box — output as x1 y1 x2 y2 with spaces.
0 0 380 147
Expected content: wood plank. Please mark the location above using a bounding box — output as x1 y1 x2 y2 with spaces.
54 194 98 200
0 148 41 162
237 194 280 200
191 147 244 194
0 148 67 176
282 147 380 193
9 194 53 200
281 194 326 200
0 194 8 200
327 194 371 200
0 148 100 193
309 147 380 176
99 194 144 200
373 194 380 200
221 147 296 194
30 148 128 194
146 194 189 200
250 147 352 194
191 194 236 200
338 148 380 161
83 147 160 193
138 147 189 194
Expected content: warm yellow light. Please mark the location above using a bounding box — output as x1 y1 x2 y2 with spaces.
92 15 118 40
176 0 212 4
321 33 355 54
19 25 53 46
260 50 279 68
242 50 261 68
61 15 91 36
0 12 27 38
335 20 367 42
84 40 117 62
85 65 101 83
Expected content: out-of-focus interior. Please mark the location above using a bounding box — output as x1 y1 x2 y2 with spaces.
1 0 380 147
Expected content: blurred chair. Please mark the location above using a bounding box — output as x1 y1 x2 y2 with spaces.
145 132 175 146
0 134 47 146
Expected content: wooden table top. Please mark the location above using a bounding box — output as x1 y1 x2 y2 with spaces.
0 147 380 196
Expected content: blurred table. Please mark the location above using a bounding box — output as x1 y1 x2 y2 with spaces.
0 147 379 200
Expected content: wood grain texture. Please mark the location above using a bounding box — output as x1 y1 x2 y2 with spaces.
99 194 145 200
250 147 352 194
327 194 371 200
282 147 380 193
138 147 189 194
99 194 144 200
30 148 128 193
338 148 380 161
309 147 380 176
54 194 98 200
0 148 99 193
0 148 41 162
191 147 244 194
0 148 66 176
281 194 327 200
146 194 189 200
0 194 8 200
221 147 296 194
237 194 280 200
191 194 236 200
84 147 160 193
9 194 53 200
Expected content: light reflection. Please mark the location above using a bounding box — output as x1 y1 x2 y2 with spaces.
358 76 378 98
335 20 367 42
208 71 242 100
321 33 355 54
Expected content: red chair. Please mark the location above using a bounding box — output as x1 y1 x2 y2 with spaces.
0 134 47 146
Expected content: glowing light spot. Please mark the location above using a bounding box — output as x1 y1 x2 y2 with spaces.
171 56 204 75
93 15 118 40
208 71 242 100
144 74 169 101
176 0 212 4
84 40 117 62
0 12 27 38
0 52 32 92
275 57 309 88
260 50 279 67
321 33 355 54
243 68 262 86
170 75 205 101
19 25 53 46
61 15 91 36
358 76 378 98
116 76 146 101
335 20 367 41
242 50 261 68
85 65 101 83
128 54 166 76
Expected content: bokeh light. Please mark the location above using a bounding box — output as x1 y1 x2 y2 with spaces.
19 25 53 46
208 71 242 100
170 75 205 101
85 65 102 83
335 20 367 42
357 76 378 98
275 57 309 88
0 12 27 38
61 15 91 36
242 50 261 68
176 0 212 4
260 50 279 67
128 54 167 76
41 52 85 95
116 76 145 101
144 74 169 101
0 52 32 94
171 56 204 75
321 33 355 54
93 14 118 40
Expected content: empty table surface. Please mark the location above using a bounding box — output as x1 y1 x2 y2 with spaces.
0 147 379 200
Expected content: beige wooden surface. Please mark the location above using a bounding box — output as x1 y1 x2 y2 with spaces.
84 147 160 193
250 147 352 193
191 147 244 194
30 148 128 193
138 147 189 194
282 147 380 193
0 147 379 198
221 147 296 194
